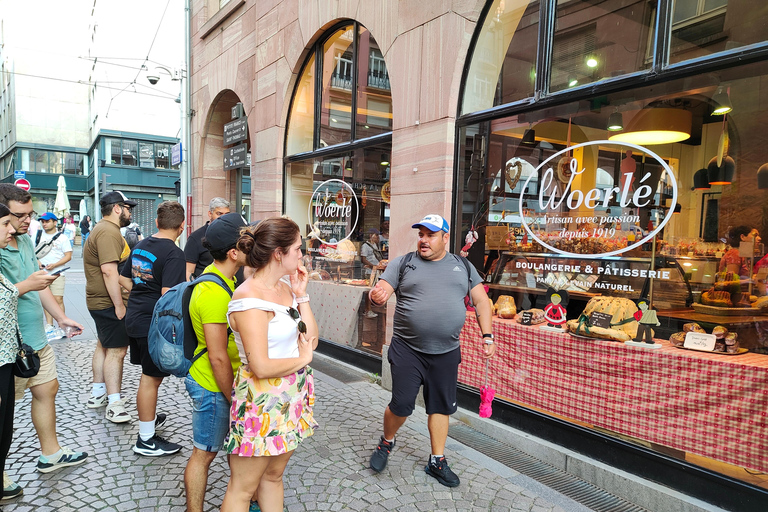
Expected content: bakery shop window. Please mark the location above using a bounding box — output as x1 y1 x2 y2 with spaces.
456 59 768 489
284 21 392 356
458 59 768 345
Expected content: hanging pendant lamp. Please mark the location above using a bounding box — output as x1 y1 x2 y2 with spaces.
757 163 768 189
608 106 692 145
693 168 711 190
707 116 734 185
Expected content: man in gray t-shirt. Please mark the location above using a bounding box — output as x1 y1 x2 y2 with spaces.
367 214 495 487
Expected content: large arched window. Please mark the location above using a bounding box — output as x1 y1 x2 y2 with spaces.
284 21 392 357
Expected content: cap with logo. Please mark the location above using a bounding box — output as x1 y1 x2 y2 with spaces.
99 190 138 207
205 212 248 251
39 212 58 221
411 214 449 233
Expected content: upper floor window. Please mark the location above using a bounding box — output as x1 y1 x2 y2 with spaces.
286 21 392 156
103 138 179 170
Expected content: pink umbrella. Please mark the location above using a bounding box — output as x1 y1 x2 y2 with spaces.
479 359 495 418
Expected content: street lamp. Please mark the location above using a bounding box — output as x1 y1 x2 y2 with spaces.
147 65 191 246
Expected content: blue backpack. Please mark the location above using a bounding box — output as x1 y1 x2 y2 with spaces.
148 273 232 377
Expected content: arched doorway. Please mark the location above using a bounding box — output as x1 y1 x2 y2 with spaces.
196 89 251 229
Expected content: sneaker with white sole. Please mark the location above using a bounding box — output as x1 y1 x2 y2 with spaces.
105 399 131 423
133 434 182 457
37 447 88 473
2 472 22 500
86 393 107 409
155 412 167 430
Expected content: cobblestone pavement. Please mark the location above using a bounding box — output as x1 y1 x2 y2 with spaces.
3 256 591 512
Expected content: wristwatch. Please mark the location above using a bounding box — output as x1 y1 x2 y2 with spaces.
482 333 495 345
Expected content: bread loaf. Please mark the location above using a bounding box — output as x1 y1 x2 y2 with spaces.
712 326 728 339
495 295 517 319
565 297 639 341
701 290 733 307
669 332 686 347
683 323 705 333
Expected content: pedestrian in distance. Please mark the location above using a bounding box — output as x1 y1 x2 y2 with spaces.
35 212 72 333
0 185 87 476
220 217 319 512
183 212 248 512
185 197 231 281
118 201 186 456
79 215 91 247
83 190 137 423
367 214 495 487
0 202 23 500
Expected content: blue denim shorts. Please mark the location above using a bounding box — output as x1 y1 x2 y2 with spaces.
185 375 231 452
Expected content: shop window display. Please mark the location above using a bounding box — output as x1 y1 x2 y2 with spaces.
459 0 768 489
285 21 392 356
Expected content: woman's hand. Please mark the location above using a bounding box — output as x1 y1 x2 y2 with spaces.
298 332 315 365
290 264 309 297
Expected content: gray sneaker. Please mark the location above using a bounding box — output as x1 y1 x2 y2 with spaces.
105 399 131 424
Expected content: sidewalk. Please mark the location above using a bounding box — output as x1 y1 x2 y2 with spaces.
4 249 593 511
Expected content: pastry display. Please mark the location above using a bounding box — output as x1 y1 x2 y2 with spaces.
514 308 546 324
712 325 728 339
683 322 705 333
565 297 639 341
495 295 517 319
700 290 733 307
669 332 686 347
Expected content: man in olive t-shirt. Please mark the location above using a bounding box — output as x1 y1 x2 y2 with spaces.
83 191 136 424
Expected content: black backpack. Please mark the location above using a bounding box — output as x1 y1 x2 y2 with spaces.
124 227 140 250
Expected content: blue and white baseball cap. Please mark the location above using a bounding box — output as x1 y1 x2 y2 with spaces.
412 214 449 233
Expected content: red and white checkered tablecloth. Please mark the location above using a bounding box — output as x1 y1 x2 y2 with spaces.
458 313 768 474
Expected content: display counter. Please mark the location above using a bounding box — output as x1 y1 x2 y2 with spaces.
307 280 370 345
458 312 768 475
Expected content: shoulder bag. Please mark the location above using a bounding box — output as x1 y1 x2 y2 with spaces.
13 324 40 378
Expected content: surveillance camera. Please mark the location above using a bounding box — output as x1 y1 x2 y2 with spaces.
147 75 160 85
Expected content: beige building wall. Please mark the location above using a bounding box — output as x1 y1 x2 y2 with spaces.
189 0 486 245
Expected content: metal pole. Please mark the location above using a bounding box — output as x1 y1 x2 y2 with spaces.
180 0 192 246
93 148 100 222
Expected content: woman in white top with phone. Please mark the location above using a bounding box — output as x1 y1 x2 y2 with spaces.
221 217 318 512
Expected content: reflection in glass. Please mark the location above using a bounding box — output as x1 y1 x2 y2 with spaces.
550 0 653 93
48 151 64 174
669 0 764 64
156 144 170 169
320 26 354 147
122 140 138 166
108 138 121 165
356 26 392 137
33 149 47 172
139 142 155 168
286 54 316 156
461 0 538 114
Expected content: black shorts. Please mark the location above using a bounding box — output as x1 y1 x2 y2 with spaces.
387 337 461 417
129 336 168 378
89 307 130 349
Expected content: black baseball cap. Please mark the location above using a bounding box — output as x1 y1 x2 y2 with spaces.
100 191 138 207
205 212 247 251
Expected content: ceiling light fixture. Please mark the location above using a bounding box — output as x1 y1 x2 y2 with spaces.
380 153 389 166
692 168 711 190
707 156 735 185
521 125 536 146
345 158 353 172
711 87 732 116
586 57 598 68
606 111 623 132
608 107 692 145
757 163 768 190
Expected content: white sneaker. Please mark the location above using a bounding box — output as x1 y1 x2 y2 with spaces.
105 399 131 424
86 393 107 409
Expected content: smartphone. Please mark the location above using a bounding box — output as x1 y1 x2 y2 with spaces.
49 267 70 276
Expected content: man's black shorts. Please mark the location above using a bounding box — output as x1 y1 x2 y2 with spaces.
387 337 461 417
89 307 130 349
129 336 169 378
